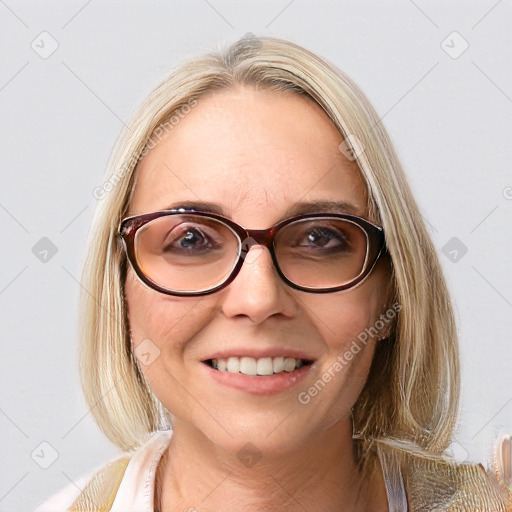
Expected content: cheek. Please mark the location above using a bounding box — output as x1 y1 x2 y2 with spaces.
305 270 390 400
124 270 213 359
299 291 385 427
315 282 387 352
124 272 169 342
124 270 217 402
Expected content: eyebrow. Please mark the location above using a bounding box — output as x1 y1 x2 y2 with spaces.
161 199 363 219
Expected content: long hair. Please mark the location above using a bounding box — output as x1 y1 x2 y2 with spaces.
79 35 459 472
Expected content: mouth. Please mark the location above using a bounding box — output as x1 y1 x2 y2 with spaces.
202 356 314 376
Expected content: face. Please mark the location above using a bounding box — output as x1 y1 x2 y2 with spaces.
124 86 391 455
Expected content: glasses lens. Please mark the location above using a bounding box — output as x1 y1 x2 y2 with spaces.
134 214 240 293
274 218 369 289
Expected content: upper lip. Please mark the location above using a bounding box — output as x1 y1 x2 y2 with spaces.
201 347 317 362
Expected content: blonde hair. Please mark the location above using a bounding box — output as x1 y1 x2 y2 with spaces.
79 35 459 470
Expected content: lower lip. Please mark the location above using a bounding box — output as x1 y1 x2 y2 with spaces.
200 361 315 396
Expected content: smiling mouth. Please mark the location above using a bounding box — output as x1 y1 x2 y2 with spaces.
203 356 314 376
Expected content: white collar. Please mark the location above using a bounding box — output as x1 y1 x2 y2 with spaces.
110 430 172 512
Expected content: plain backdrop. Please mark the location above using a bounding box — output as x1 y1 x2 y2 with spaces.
1 1 511 510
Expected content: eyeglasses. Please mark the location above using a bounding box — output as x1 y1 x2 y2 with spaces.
118 209 386 296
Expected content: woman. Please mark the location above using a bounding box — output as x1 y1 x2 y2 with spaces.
35 35 511 511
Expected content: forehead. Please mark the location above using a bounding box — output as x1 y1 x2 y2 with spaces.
128 87 368 225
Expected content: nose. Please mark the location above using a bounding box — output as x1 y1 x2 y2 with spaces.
220 244 297 324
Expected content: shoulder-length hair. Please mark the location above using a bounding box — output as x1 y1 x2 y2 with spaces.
79 35 459 465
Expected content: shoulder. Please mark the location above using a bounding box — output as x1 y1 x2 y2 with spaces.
400 450 512 511
33 455 131 512
33 430 172 512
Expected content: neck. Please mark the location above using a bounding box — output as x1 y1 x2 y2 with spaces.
155 418 388 512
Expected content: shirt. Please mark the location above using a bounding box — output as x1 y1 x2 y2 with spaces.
34 429 511 511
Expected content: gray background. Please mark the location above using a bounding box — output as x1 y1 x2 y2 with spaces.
1 1 511 510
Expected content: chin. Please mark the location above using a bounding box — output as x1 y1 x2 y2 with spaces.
198 409 310 454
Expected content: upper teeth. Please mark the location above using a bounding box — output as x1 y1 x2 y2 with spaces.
211 356 305 376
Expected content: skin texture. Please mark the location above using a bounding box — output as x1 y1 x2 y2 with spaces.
124 86 392 511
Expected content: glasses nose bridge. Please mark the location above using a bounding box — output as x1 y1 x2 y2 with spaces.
242 227 276 251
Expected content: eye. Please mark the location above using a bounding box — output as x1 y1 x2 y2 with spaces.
295 225 350 251
163 224 221 254
305 227 345 248
178 228 208 249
